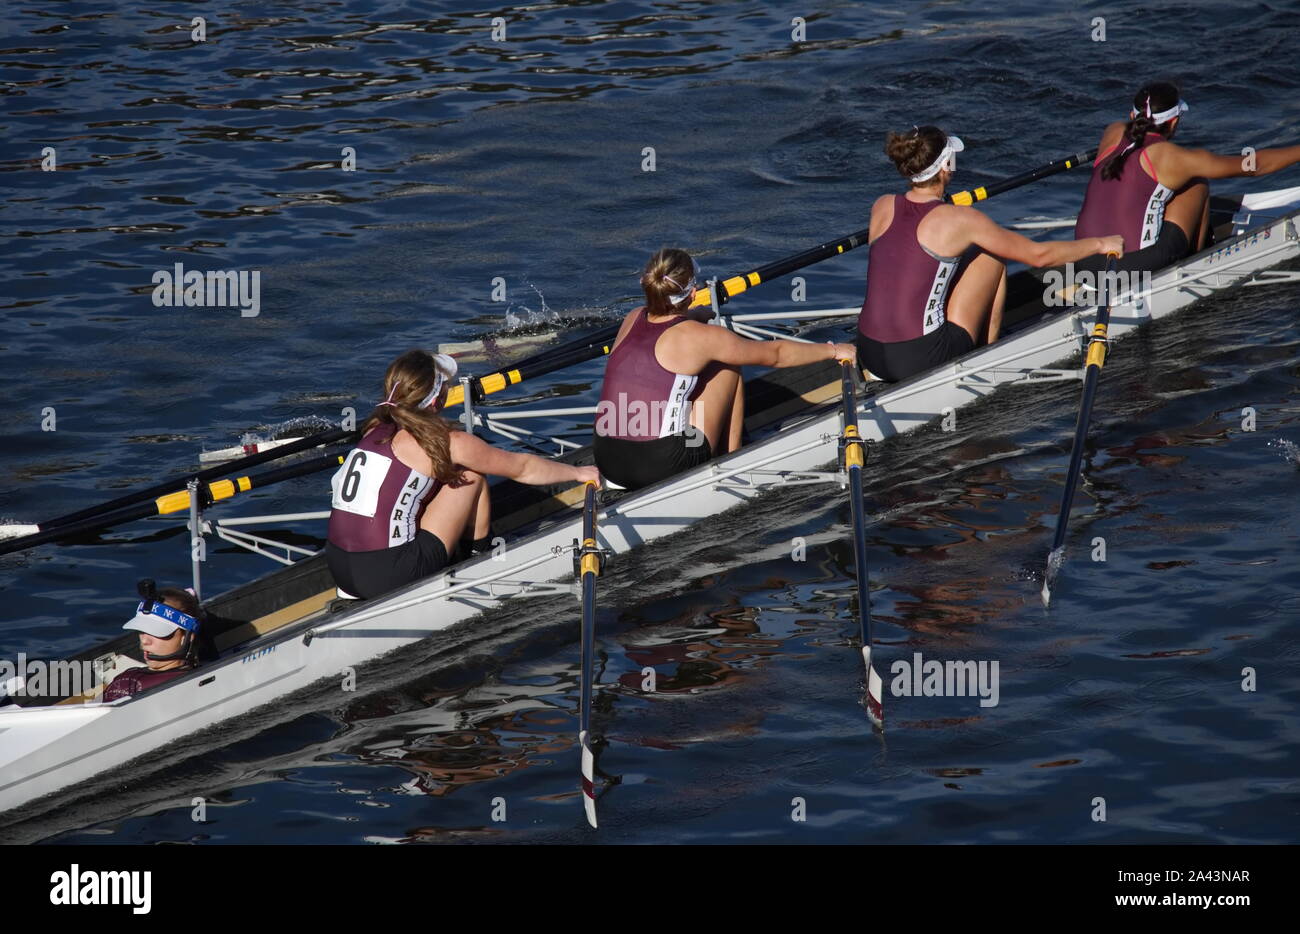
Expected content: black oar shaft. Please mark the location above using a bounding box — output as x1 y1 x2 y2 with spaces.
947 148 1097 206
576 482 601 826
33 427 354 535
690 226 873 309
579 483 599 737
840 363 882 724
1041 256 1118 602
1048 365 1103 555
840 367 871 642
0 452 344 556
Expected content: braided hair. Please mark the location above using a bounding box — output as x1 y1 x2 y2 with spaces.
1102 81 1181 181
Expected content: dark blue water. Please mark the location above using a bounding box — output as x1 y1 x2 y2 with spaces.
2 0 1299 844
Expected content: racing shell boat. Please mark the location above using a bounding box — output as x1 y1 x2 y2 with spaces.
2 187 1297 826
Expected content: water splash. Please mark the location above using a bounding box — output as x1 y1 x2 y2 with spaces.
503 280 557 330
1268 438 1300 468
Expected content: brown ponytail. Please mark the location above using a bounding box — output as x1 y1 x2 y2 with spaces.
640 248 697 319
360 350 459 483
885 125 948 184
1102 81 1181 181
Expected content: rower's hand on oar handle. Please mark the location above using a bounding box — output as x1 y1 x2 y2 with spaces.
827 341 857 364
574 465 601 488
1096 235 1124 258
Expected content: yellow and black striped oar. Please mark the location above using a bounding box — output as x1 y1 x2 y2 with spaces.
840 362 883 726
0 452 345 556
0 427 355 548
1041 253 1120 606
947 148 1097 206
444 230 876 408
576 480 604 827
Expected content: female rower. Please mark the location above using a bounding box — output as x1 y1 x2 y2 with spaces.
103 582 207 701
859 126 1124 383
327 350 599 600
593 247 857 491
1074 80 1300 273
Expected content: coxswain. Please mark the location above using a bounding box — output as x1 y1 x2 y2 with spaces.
860 126 1123 382
1074 81 1300 273
102 581 205 701
593 247 857 491
327 349 599 600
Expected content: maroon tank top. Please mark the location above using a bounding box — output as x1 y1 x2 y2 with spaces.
327 423 441 552
859 196 961 343
596 309 699 442
1075 132 1173 249
102 666 191 702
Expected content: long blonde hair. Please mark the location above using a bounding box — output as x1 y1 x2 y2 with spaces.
360 350 459 483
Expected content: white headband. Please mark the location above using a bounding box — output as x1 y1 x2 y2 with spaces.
1132 99 1188 124
665 258 701 306
419 353 459 409
910 135 965 184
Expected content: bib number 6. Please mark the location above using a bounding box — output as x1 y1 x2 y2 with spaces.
331 448 391 518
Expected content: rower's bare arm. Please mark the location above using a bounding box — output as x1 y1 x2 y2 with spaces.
1162 143 1300 187
963 209 1122 265
450 431 597 487
664 322 853 370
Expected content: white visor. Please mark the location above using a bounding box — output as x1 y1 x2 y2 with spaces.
910 135 964 184
1133 99 1188 125
419 353 459 409
124 611 181 639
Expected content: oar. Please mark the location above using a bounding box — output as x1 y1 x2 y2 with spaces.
446 325 621 408
1040 254 1120 606
839 362 883 727
447 151 1099 410
576 480 603 827
0 452 346 556
946 147 1097 206
444 231 882 408
2 427 355 544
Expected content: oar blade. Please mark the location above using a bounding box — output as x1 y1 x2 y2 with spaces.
863 646 884 728
0 524 40 541
1040 545 1065 606
580 730 598 828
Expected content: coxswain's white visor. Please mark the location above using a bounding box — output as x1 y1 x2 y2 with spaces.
910 135 964 184
1133 99 1188 124
124 600 200 638
419 353 459 409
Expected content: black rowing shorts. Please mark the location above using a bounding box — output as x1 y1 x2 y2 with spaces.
1074 221 1190 276
326 529 449 601
856 320 976 384
593 430 713 491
